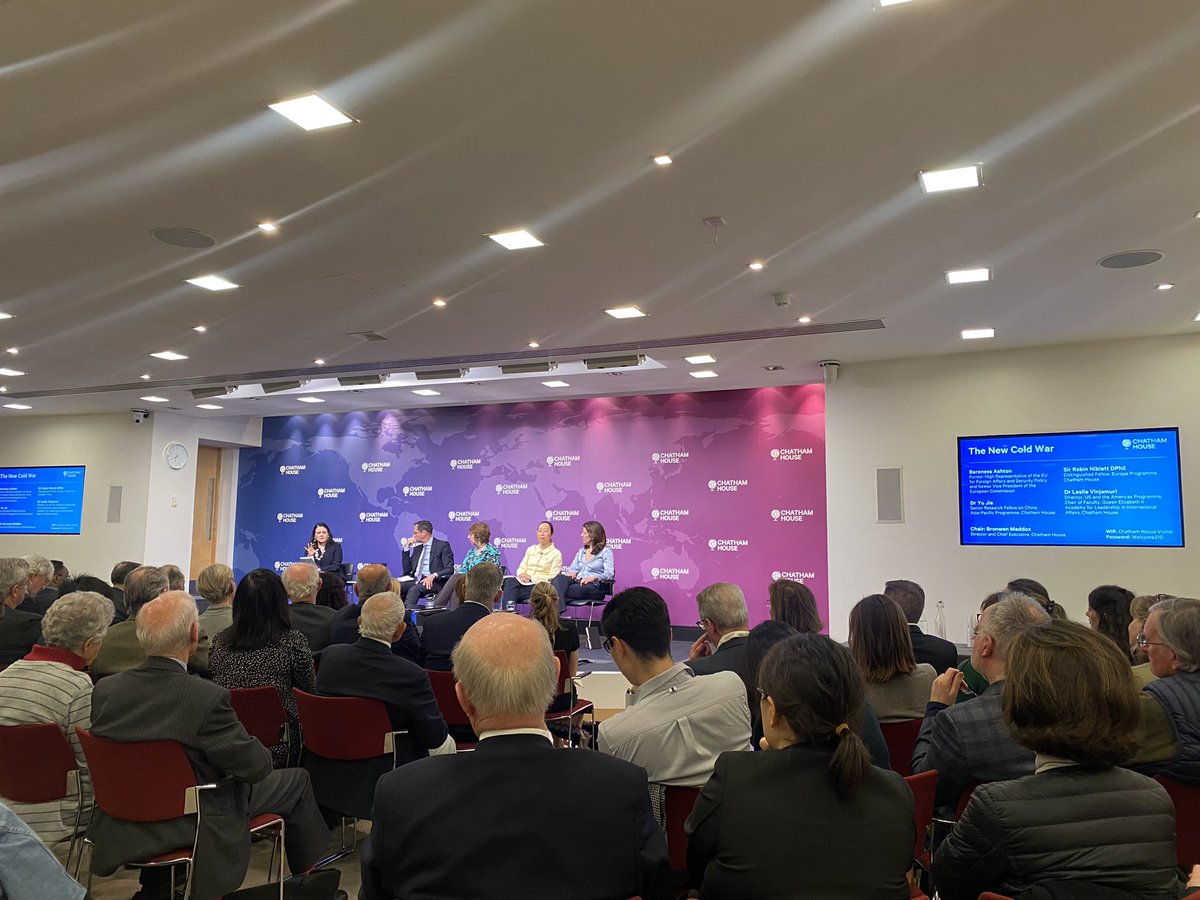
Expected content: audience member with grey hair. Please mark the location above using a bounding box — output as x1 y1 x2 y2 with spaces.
0 591 113 842
196 563 235 639
91 566 210 678
327 564 423 666
420 561 504 671
688 582 753 697
161 564 186 593
20 554 58 615
1131 596 1200 785
361 614 670 900
912 595 1050 808
283 562 335 655
0 557 40 668
311 591 451 819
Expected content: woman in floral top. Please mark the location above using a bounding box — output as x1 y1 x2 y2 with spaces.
431 521 501 609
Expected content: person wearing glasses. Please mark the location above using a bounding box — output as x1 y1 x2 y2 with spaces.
1128 596 1200 785
685 633 914 900
1129 593 1172 677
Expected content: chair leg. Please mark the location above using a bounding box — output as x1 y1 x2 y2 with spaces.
82 839 94 893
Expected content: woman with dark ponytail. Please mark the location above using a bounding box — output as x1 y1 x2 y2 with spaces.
685 633 914 899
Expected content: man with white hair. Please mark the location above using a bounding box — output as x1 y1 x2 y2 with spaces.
282 562 335 654
687 582 752 696
19 554 58 615
88 592 329 900
0 591 113 842
361 615 670 900
328 563 422 664
0 557 41 668
1130 596 1200 784
309 591 450 819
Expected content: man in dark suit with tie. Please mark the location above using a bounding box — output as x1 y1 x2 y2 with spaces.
885 579 959 674
309 590 451 819
686 582 752 698
361 612 670 900
420 561 502 672
87 591 330 900
400 520 454 610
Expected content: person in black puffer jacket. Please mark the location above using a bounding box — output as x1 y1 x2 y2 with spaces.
935 619 1190 900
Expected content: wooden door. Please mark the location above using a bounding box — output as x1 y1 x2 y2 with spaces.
189 445 222 578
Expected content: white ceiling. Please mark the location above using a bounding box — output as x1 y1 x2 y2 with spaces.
2 0 1199 417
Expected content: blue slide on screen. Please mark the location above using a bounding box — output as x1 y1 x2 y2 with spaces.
0 466 86 535
959 429 1183 547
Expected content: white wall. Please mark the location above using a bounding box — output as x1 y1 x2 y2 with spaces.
0 413 153 577
825 333 1200 641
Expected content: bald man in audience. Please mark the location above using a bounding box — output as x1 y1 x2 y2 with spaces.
282 563 335 654
328 563 422 664
911 593 1050 808
361 615 670 900
88 592 329 900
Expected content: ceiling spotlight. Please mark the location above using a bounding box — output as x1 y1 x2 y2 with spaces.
946 268 992 284
296 396 325 404
961 328 995 340
313 358 325 366
684 355 716 365
501 361 557 375
185 275 239 291
1157 283 1175 291
0 387 6 392
652 154 673 166
412 389 440 397
257 221 279 233
2 403 31 410
268 93 353 131
262 380 305 394
798 316 812 324
689 370 719 379
528 341 540 349
0 368 25 377
605 306 646 319
585 354 644 370
487 229 544 250
140 396 169 403
432 297 447 308
150 351 188 361
5 348 17 355
196 404 224 410
140 373 152 380
763 365 784 371
543 380 570 388
747 261 766 271
0 313 12 320
918 165 983 193
193 325 207 333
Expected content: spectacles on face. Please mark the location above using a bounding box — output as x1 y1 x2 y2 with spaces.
602 637 614 654
969 613 982 640
1136 632 1170 649
756 686 768 703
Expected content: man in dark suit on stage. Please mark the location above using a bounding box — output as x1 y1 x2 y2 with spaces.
309 590 451 819
87 591 330 900
885 579 959 674
420 562 502 671
400 520 454 610
686 582 752 698
361 613 670 900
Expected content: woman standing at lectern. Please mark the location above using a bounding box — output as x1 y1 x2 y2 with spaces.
550 520 614 614
304 521 343 574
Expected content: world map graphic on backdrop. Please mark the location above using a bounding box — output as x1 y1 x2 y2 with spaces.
234 385 827 627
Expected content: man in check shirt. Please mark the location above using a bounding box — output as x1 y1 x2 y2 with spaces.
500 521 562 610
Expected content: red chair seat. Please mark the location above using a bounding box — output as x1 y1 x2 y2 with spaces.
879 718 923 777
250 813 283 831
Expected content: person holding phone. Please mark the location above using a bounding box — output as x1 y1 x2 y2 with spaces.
500 521 562 610
304 521 344 575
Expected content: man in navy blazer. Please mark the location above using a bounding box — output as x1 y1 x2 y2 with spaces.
686 583 752 699
399 520 454 610
420 562 502 671
310 591 451 819
885 579 959 674
361 613 670 900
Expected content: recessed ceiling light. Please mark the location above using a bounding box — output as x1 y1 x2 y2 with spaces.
879 0 913 6
196 403 224 410
0 368 25 377
946 268 992 284
1194 212 1200 219
605 306 646 319
268 93 353 131
1193 312 1200 322
186 275 239 291
0 313 12 320
961 328 995 340
296 396 324 404
798 316 812 324
412 389 440 397
432 297 447 308
257 221 278 233
3 403 31 410
1157 283 1175 291
652 154 673 166
747 261 766 271
487 229 544 250
0 387 6 392
918 165 983 193
684 355 716 365
528 341 540 349
140 396 169 403
192 325 207 333
313 358 326 366
150 351 188 361
763 365 784 371
543 380 570 388
5 348 17 355
689 370 719 379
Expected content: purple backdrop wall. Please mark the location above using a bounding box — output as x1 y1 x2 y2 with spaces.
234 385 827 627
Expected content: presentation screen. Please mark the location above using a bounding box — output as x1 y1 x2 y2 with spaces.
958 428 1183 548
0 466 86 535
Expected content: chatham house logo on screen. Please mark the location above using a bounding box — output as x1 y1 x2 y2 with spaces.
278 464 306 476
276 512 303 523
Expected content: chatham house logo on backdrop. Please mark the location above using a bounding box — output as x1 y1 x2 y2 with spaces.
771 508 815 523
650 566 690 582
544 508 579 522
361 461 391 473
316 487 346 499
596 480 632 494
546 455 581 468
708 538 749 552
493 537 527 550
272 561 297 572
359 511 387 524
495 483 529 496
708 479 748 493
448 510 481 523
651 508 690 522
770 447 814 461
449 458 481 471
402 485 433 497
278 464 306 476
276 512 304 523
650 451 690 465
771 569 816 582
